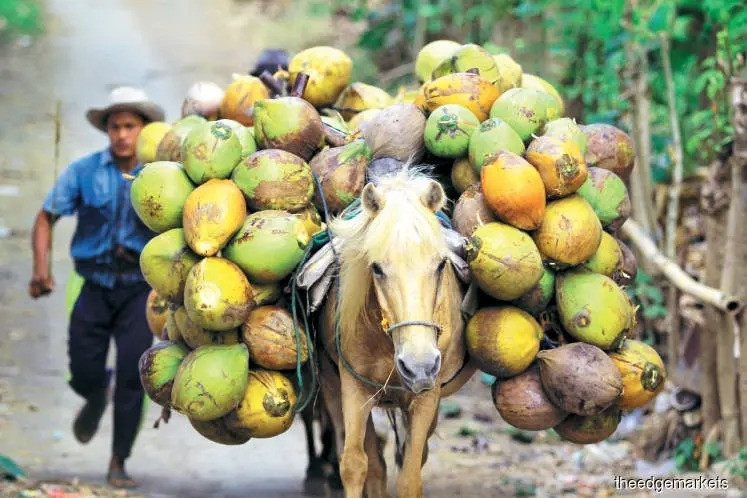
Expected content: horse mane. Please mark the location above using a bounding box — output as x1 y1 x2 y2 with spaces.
329 164 452 335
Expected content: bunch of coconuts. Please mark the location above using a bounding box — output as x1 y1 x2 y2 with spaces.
134 41 666 447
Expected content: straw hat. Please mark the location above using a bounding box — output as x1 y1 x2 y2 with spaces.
86 86 165 132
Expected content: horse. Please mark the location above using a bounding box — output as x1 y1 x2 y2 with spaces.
317 167 476 497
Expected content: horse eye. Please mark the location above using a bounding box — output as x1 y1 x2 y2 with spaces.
371 262 385 278
436 258 448 273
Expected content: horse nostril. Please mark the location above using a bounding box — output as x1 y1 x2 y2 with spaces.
396 356 416 381
427 353 442 377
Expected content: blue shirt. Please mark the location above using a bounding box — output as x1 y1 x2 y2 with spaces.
42 148 155 288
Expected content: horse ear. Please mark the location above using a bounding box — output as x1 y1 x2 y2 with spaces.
361 183 385 215
421 179 446 212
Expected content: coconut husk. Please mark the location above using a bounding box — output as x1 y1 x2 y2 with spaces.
360 103 426 162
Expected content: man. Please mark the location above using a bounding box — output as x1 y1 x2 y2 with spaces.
29 87 165 489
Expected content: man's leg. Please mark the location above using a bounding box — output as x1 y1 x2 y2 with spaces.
109 282 152 488
68 281 112 443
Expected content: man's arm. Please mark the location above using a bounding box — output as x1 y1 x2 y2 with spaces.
29 210 58 298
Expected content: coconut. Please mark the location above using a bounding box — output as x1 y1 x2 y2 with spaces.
181 81 224 120
532 194 602 268
536 342 623 416
491 53 523 93
422 72 500 122
347 108 381 133
223 210 310 284
335 82 392 121
480 151 546 230
432 44 500 85
171 343 250 421
224 370 297 438
165 306 184 343
424 104 480 159
554 406 622 444
450 158 479 194
360 104 426 162
182 179 246 256
581 124 635 183
140 228 201 304
155 115 207 162
184 257 255 331
415 40 461 83
190 417 251 445
511 266 556 316
575 167 631 231
294 205 325 238
452 184 496 237
136 121 171 164
609 339 666 410
250 281 282 307
466 306 542 378
556 270 634 351
173 306 241 350
232 149 314 212
130 161 195 233
491 365 567 430
488 88 556 142
582 231 623 278
216 119 257 160
309 140 372 214
145 289 169 338
525 136 588 198
614 238 638 286
241 306 309 370
138 341 189 407
521 73 564 116
289 46 352 108
253 97 325 161
465 222 544 301
542 118 587 156
181 120 243 184
468 117 525 172
219 75 270 126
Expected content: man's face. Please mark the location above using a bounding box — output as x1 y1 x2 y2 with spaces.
106 111 145 159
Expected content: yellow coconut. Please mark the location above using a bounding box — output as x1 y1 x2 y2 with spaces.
335 82 392 121
415 39 461 83
422 73 500 122
182 179 247 256
136 121 171 164
491 53 523 93
219 75 270 127
224 370 297 438
609 339 666 410
289 46 352 108
145 289 170 338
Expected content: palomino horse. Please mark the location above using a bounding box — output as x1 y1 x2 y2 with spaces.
319 168 475 497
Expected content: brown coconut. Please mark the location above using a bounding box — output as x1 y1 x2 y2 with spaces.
451 157 479 194
536 342 622 416
360 103 426 162
554 406 622 444
241 306 309 370
190 417 251 445
309 140 371 215
452 184 496 237
581 124 635 183
491 364 568 430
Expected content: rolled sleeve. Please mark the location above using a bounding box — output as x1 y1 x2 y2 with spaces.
42 163 81 216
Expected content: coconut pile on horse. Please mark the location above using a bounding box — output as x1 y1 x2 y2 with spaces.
130 41 667 494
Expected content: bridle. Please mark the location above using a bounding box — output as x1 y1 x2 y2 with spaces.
380 317 442 339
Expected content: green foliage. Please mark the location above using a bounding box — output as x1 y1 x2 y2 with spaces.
626 270 667 342
0 0 43 41
724 446 747 479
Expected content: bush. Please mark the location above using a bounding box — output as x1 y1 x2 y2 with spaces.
0 0 43 42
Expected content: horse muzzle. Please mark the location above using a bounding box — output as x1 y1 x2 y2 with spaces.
395 350 442 394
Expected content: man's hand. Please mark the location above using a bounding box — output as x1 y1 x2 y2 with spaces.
29 272 55 298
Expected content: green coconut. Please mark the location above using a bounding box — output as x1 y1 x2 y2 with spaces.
415 40 461 83
432 43 500 84
140 228 201 304
468 117 525 172
130 161 194 233
216 118 257 160
465 222 544 301
173 306 242 350
138 340 190 407
170 343 250 422
155 115 207 162
223 210 310 284
575 167 631 231
184 257 255 331
424 104 480 158
582 231 623 278
309 139 372 215
542 118 588 156
231 149 314 212
556 270 634 351
511 265 556 316
488 88 555 142
253 97 325 161
182 120 243 184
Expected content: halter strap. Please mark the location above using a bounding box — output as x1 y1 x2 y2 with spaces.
383 319 442 338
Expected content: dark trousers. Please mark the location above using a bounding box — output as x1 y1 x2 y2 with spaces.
68 280 153 461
